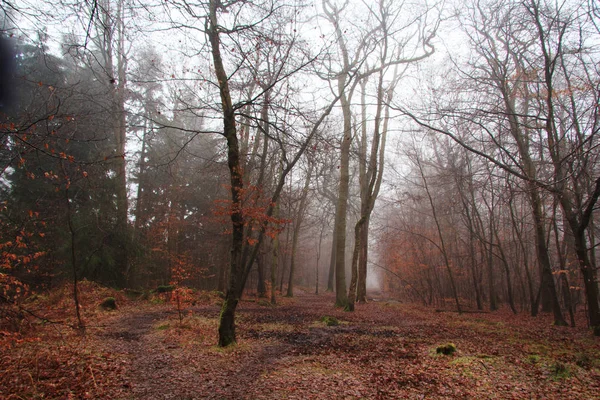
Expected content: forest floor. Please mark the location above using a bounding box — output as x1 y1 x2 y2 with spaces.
1 282 600 399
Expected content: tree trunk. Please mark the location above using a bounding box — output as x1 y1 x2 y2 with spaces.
208 0 245 347
286 161 313 297
257 256 267 298
356 216 370 303
327 224 336 292
333 75 351 308
415 154 461 314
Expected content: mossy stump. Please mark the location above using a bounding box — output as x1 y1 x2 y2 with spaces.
100 297 117 310
436 343 457 355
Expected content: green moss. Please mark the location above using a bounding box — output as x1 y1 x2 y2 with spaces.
156 323 170 330
150 297 165 305
451 356 475 365
258 299 272 307
550 362 572 379
436 343 457 356
320 316 340 326
219 299 228 320
526 354 541 364
123 289 145 299
154 285 175 293
100 297 117 310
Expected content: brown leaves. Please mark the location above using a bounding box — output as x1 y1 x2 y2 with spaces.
2 290 600 399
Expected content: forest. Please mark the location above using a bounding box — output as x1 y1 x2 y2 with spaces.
1 0 600 398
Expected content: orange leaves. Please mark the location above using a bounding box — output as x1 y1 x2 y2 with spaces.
212 184 288 241
44 171 59 180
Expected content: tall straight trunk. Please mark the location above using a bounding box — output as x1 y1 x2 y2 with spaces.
333 79 351 308
457 156 484 311
322 1 354 309
270 166 282 305
115 0 129 286
327 222 337 292
509 194 537 316
287 161 313 297
493 228 517 314
553 212 575 327
468 228 483 310
271 233 279 304
352 63 397 306
279 222 292 293
99 0 129 286
134 115 148 234
257 256 266 298
356 216 370 302
286 224 300 297
347 218 363 310
486 225 497 312
572 227 600 333
316 223 325 295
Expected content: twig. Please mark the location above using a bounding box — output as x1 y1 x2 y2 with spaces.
478 360 490 374
88 365 98 388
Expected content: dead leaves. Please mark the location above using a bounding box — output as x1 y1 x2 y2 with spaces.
2 288 600 399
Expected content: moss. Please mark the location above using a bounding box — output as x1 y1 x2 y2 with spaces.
123 289 144 299
219 299 228 320
451 356 475 366
154 285 175 293
320 316 340 326
436 343 457 356
526 354 541 364
100 297 117 310
258 299 272 307
150 297 165 305
550 362 572 379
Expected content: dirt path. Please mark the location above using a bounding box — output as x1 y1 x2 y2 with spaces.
103 293 341 399
96 291 600 400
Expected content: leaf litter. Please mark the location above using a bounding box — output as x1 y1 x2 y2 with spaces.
1 285 599 399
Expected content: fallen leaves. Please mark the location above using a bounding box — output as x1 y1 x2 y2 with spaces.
1 287 599 399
